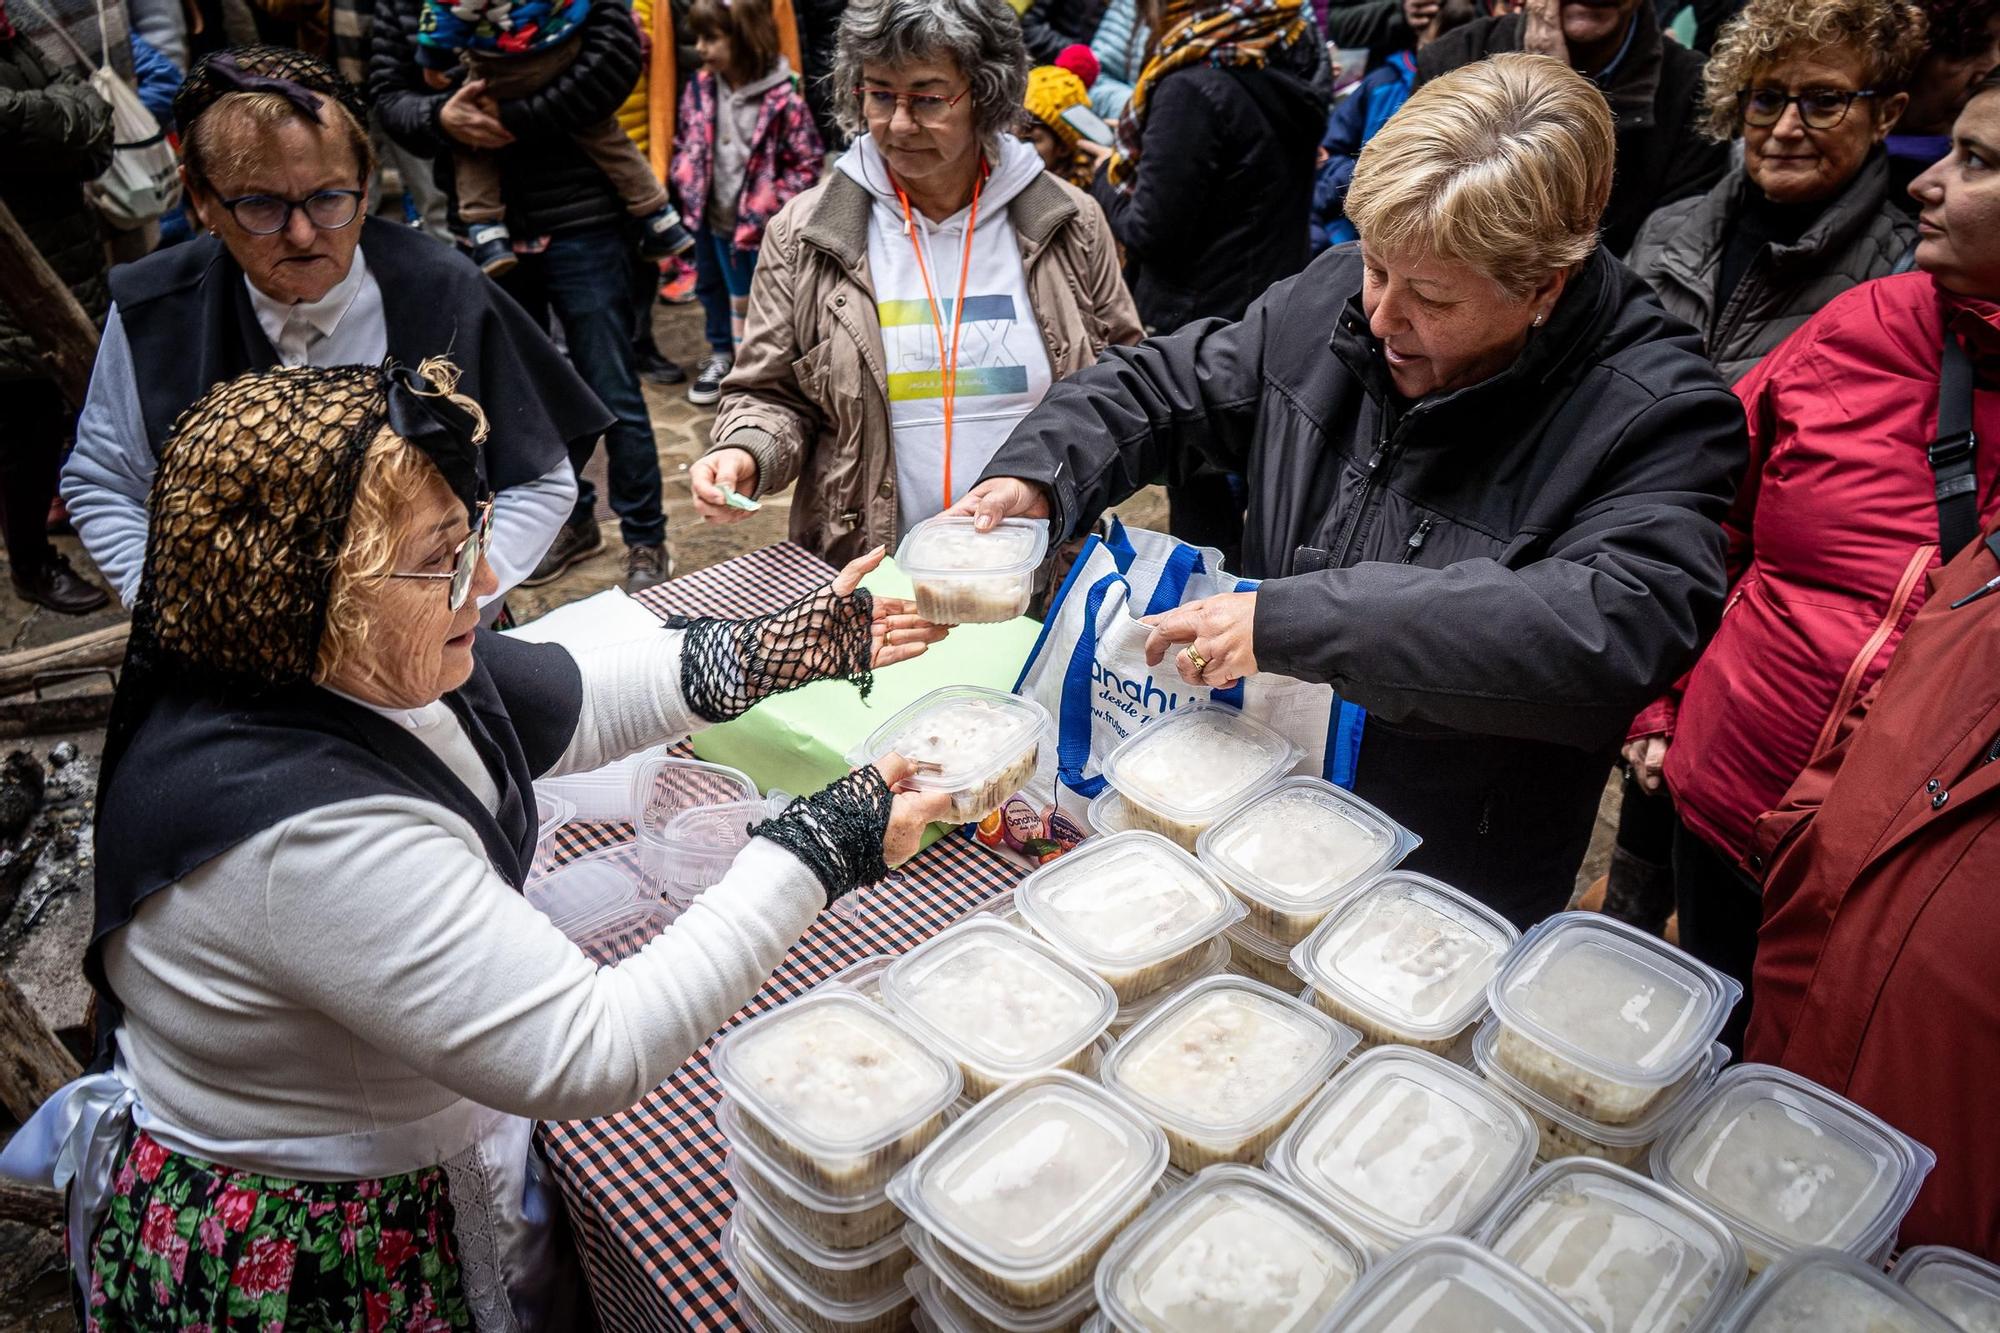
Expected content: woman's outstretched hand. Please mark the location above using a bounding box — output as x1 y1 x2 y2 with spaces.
946 478 1053 533
1141 592 1261 689
874 752 958 866
830 547 951 670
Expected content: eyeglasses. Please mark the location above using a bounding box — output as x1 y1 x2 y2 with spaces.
212 188 365 236
389 498 494 611
1735 87 1879 131
853 84 972 127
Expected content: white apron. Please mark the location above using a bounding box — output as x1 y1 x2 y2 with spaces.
0 1053 576 1332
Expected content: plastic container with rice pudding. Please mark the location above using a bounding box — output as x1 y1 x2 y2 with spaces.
882 919 1117 1100
897 516 1050 624
851 686 1050 824
1290 872 1517 1054
1106 936 1231 1037
1016 831 1245 1003
721 1101 909 1247
1223 921 1299 990
1095 1164 1368 1332
725 1216 915 1333
1650 1064 1935 1275
1197 778 1417 944
822 954 897 1005
712 991 963 1195
1086 788 1140 839
886 1072 1168 1309
1098 705 1301 849
1100 976 1357 1170
1325 1234 1595 1333
1267 1045 1535 1256
1488 912 1739 1125
1472 1018 1724 1168
1479 1157 1745 1333
1715 1248 1959 1333
904 1230 1101 1332
1896 1247 2000 1333
731 1180 913 1304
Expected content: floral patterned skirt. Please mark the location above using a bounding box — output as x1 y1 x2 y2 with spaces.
84 1130 476 1332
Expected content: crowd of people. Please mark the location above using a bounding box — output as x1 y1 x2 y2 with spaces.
3 0 2000 1321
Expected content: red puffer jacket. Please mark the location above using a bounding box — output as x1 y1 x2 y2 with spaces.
1630 273 2000 865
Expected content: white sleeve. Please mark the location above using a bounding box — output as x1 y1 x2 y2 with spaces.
541 631 713 778
62 306 155 607
483 459 579 603
258 800 824 1120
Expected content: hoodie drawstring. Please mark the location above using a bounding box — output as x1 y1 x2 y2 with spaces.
894 157 987 514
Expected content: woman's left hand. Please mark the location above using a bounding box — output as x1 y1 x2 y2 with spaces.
1141 592 1259 689
830 546 951 670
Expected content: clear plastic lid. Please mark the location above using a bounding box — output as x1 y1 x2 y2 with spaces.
712 991 963 1159
1267 1045 1535 1254
1292 872 1518 1045
1100 705 1302 824
1326 1235 1595 1333
822 954 898 1004
1087 788 1140 838
731 1168 910 1276
718 1099 898 1219
1716 1248 1960 1333
1015 831 1245 974
634 756 759 843
531 742 672 823
850 686 1052 793
1650 1064 1935 1273
902 1233 1103 1332
1095 1165 1368 1333
1471 1018 1726 1149
723 1216 914 1331
1480 1157 1746 1333
1101 976 1357 1150
952 889 1022 928
523 846 667 952
1895 1247 2000 1332
1488 913 1740 1093
1197 778 1417 917
896 516 1051 579
881 919 1118 1085
535 791 574 845
885 1072 1168 1292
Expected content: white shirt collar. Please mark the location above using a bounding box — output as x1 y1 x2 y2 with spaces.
323 684 453 734
245 250 372 360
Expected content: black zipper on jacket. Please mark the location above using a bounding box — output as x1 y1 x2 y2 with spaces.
1401 516 1436 564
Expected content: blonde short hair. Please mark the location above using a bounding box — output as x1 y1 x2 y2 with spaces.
1344 54 1615 297
1700 0 1927 140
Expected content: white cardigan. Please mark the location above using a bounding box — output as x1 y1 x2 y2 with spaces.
102 633 825 1142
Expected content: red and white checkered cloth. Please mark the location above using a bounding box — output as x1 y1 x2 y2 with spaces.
532 543 1026 1332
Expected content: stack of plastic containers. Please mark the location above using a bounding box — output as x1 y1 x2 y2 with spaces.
888 1073 1169 1330
1196 777 1418 992
851 686 1052 825
1649 1064 1936 1276
1097 705 1300 851
713 991 962 1332
1476 1158 1745 1332
1099 976 1358 1171
1711 1248 1959 1332
1267 1046 1536 1258
522 843 674 964
1325 1235 1595 1331
1290 872 1517 1059
896 516 1051 625
1092 1165 1370 1331
1895 1247 2000 1330
532 742 674 822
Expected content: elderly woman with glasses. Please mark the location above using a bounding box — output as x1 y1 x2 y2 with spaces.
1627 0 1927 385
61 45 605 610
687 0 1141 566
3 359 950 1329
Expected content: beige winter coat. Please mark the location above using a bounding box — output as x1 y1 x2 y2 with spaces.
707 167 1143 565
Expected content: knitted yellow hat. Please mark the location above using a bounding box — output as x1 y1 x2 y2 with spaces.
1023 65 1090 149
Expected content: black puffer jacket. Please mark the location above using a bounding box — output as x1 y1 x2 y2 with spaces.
370 0 642 237
981 245 1748 925
1091 34 1329 334
0 32 110 381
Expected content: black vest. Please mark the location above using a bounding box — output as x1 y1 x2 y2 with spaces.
106 218 608 489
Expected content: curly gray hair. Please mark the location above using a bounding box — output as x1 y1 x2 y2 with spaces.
830 0 1029 143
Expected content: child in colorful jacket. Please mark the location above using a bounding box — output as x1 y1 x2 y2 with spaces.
416 0 696 275
670 0 823 406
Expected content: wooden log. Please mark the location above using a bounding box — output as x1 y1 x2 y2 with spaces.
0 626 127 702
0 1181 62 1229
0 198 100 412
0 693 115 740
0 967 79 1123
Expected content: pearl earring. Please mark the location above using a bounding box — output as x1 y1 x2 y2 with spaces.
1533 312 1546 327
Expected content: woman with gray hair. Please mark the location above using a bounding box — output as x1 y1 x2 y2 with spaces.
688 0 1141 564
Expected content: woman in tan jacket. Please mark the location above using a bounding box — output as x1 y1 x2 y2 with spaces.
689 0 1141 565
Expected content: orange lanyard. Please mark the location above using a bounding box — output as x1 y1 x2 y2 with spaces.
894 158 986 514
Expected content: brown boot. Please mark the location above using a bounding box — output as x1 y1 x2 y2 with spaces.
622 543 672 594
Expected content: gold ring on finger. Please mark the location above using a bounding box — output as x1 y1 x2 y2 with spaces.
1183 646 1210 675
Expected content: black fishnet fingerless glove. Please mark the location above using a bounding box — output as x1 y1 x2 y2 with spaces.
749 767 895 906
668 586 876 723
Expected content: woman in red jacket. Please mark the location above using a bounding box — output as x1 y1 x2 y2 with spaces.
1626 68 2000 1052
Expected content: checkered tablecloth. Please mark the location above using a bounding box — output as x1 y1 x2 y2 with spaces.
532 542 1028 1333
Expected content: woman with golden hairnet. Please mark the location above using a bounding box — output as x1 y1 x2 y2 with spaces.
2 361 950 1329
